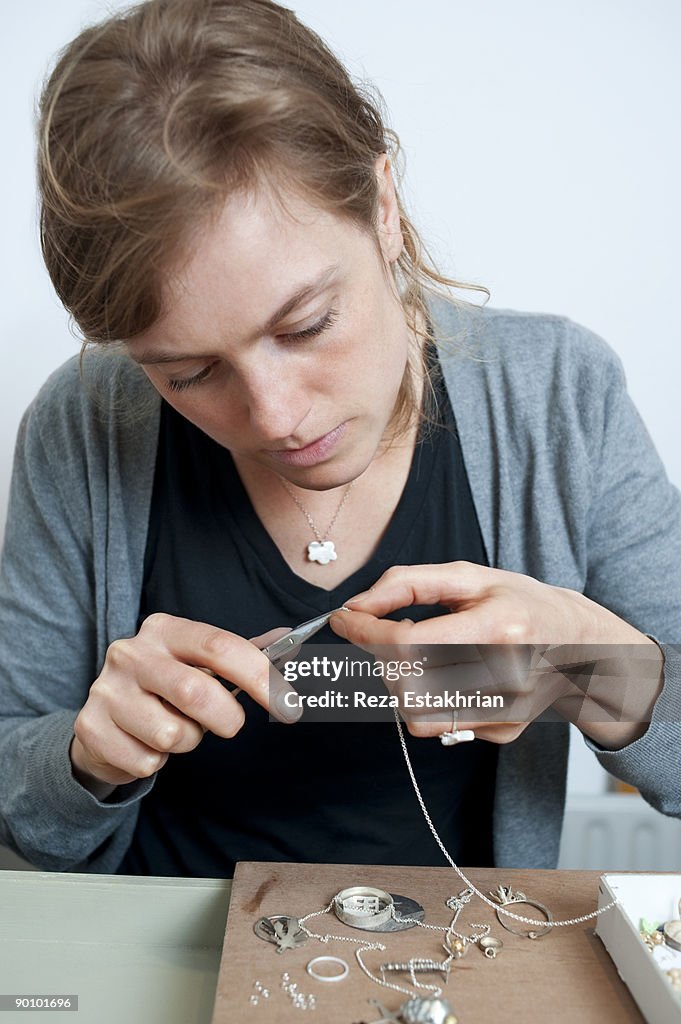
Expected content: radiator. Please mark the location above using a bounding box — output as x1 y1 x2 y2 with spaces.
558 794 681 870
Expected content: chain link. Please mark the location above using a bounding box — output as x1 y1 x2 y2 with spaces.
279 478 356 542
298 900 442 999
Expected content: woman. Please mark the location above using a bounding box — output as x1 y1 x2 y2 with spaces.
1 0 680 877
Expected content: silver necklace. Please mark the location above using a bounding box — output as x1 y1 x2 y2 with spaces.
279 478 356 565
393 709 618 928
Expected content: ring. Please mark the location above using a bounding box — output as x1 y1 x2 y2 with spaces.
306 955 349 982
334 886 394 929
495 899 553 939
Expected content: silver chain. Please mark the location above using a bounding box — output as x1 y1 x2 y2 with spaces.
393 709 619 928
298 900 439 999
279 478 356 542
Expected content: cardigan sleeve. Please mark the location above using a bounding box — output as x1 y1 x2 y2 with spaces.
0 382 154 872
581 343 681 815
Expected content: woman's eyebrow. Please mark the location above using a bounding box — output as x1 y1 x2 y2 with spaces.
262 262 340 333
130 263 341 365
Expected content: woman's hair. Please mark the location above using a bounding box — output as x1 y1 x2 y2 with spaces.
37 0 488 431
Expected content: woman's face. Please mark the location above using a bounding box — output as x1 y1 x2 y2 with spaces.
126 161 411 492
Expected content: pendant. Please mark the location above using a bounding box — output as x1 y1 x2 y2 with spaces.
399 996 459 1024
307 540 337 565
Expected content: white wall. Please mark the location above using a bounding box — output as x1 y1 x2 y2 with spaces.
3 0 679 529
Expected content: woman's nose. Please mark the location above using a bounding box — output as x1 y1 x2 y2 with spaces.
241 369 311 443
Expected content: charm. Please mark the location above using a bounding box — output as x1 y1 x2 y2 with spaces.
489 885 526 906
307 540 337 564
253 915 308 953
445 935 468 959
399 995 459 1024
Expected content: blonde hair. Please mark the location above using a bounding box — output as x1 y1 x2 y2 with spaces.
37 0 488 428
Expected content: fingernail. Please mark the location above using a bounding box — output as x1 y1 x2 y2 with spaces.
273 690 303 723
329 615 348 638
346 589 373 605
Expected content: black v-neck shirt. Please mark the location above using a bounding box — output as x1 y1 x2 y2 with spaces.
118 365 498 877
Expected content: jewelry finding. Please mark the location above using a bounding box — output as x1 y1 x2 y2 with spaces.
253 914 308 952
439 712 475 746
490 885 553 939
334 886 395 930
478 935 503 958
248 979 270 1006
280 972 316 1010
306 955 349 983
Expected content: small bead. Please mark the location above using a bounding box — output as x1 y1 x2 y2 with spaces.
261 989 270 999
282 972 290 982
249 995 259 1005
254 981 263 991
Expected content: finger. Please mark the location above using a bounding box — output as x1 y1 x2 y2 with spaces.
331 602 501 650
112 691 206 753
138 615 300 723
400 658 573 738
341 562 497 616
74 716 170 783
139 613 270 686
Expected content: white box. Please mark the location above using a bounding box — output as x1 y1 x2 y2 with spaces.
596 873 681 1024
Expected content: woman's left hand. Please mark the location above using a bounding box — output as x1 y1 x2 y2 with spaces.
329 562 664 749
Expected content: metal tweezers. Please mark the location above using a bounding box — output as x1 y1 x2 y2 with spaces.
262 607 346 670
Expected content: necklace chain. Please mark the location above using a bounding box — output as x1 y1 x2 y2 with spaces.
279 478 356 543
393 709 618 928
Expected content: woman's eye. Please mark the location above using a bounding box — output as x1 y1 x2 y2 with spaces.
165 365 214 393
283 308 339 342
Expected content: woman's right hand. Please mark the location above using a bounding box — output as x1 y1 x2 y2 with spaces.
70 612 299 795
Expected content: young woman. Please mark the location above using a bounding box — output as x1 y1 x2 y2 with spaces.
1 0 679 878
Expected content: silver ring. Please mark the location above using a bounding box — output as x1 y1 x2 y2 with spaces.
334 886 394 929
306 955 349 982
495 899 553 939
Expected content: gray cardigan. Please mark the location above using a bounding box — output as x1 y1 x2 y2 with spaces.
1 298 681 874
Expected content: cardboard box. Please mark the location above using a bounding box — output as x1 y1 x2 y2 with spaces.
596 873 681 1024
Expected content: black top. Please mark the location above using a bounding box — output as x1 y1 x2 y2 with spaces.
118 362 498 877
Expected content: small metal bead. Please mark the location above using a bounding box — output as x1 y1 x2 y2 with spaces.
254 981 263 991
261 989 270 999
282 972 290 983
249 995 259 1005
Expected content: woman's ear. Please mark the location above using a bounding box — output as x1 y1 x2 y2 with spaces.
375 153 404 263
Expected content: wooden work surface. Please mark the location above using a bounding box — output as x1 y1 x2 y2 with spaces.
212 862 643 1023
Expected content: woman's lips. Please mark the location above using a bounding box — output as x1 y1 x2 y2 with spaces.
268 422 347 467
